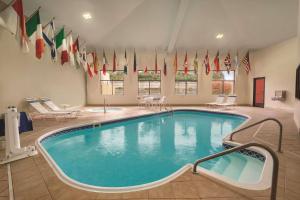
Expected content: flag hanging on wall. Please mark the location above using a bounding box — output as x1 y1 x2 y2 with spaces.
242 51 251 74
26 10 44 59
102 50 108 75
73 36 81 68
183 51 188 74
224 52 232 74
93 52 100 74
113 50 117 72
55 27 68 65
87 52 94 78
0 2 18 34
123 49 128 74
1 0 29 52
204 50 210 75
163 58 167 76
193 52 199 73
155 50 158 74
66 33 75 66
173 50 178 74
234 51 239 77
80 46 88 72
42 19 57 62
213 51 220 72
133 49 137 72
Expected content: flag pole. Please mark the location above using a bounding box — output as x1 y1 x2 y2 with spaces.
26 6 42 22
43 17 55 29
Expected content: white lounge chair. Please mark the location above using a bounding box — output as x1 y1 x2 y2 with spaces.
25 98 76 119
40 98 80 112
153 96 166 110
218 96 237 109
206 95 225 107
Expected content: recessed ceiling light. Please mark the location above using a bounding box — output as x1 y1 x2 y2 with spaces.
82 12 92 20
216 33 224 39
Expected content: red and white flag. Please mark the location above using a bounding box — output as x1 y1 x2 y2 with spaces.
66 33 75 66
173 50 178 73
242 51 251 74
87 53 95 78
183 51 188 74
213 51 220 72
0 0 28 52
73 37 81 68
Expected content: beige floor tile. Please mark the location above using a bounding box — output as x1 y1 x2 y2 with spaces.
171 181 199 199
148 183 175 199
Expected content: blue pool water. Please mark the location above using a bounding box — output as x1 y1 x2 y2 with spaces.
41 110 264 187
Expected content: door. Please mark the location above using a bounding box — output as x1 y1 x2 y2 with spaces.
253 77 265 107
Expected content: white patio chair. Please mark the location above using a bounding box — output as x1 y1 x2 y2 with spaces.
25 98 77 119
40 97 80 112
206 95 225 107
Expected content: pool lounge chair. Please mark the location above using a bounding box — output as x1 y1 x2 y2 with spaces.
153 96 166 110
218 96 237 109
206 95 225 107
25 98 77 119
40 97 80 112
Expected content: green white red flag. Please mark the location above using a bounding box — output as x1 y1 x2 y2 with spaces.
26 10 44 59
55 27 68 65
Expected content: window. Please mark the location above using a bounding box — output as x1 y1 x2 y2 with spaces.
212 70 235 95
175 70 198 95
100 70 124 95
138 70 161 95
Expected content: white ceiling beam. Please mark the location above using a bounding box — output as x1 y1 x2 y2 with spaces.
167 0 190 53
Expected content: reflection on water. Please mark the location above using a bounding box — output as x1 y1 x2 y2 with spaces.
42 111 247 187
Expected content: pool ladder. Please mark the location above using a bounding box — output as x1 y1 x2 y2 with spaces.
192 142 279 200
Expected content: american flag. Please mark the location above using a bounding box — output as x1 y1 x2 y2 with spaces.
224 52 232 74
242 51 251 74
204 50 210 75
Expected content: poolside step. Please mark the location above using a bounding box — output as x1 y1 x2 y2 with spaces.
210 157 230 174
221 155 246 180
238 157 263 183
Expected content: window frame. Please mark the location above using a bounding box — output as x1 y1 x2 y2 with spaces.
100 70 125 95
211 70 235 95
138 70 161 95
175 70 198 95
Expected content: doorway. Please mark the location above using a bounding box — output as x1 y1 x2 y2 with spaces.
253 77 265 107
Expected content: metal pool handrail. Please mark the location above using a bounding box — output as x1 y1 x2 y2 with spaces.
229 118 283 152
192 142 279 200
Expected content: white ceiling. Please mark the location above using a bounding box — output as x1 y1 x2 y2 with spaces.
16 0 300 50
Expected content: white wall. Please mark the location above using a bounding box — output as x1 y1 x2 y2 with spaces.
250 37 298 111
0 28 87 114
294 0 300 132
87 49 250 105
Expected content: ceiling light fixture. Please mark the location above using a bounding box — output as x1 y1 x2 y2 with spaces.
216 33 224 39
82 12 92 20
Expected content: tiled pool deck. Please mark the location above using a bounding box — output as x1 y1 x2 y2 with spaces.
0 106 300 200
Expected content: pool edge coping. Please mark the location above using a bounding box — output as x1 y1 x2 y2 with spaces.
35 108 272 193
